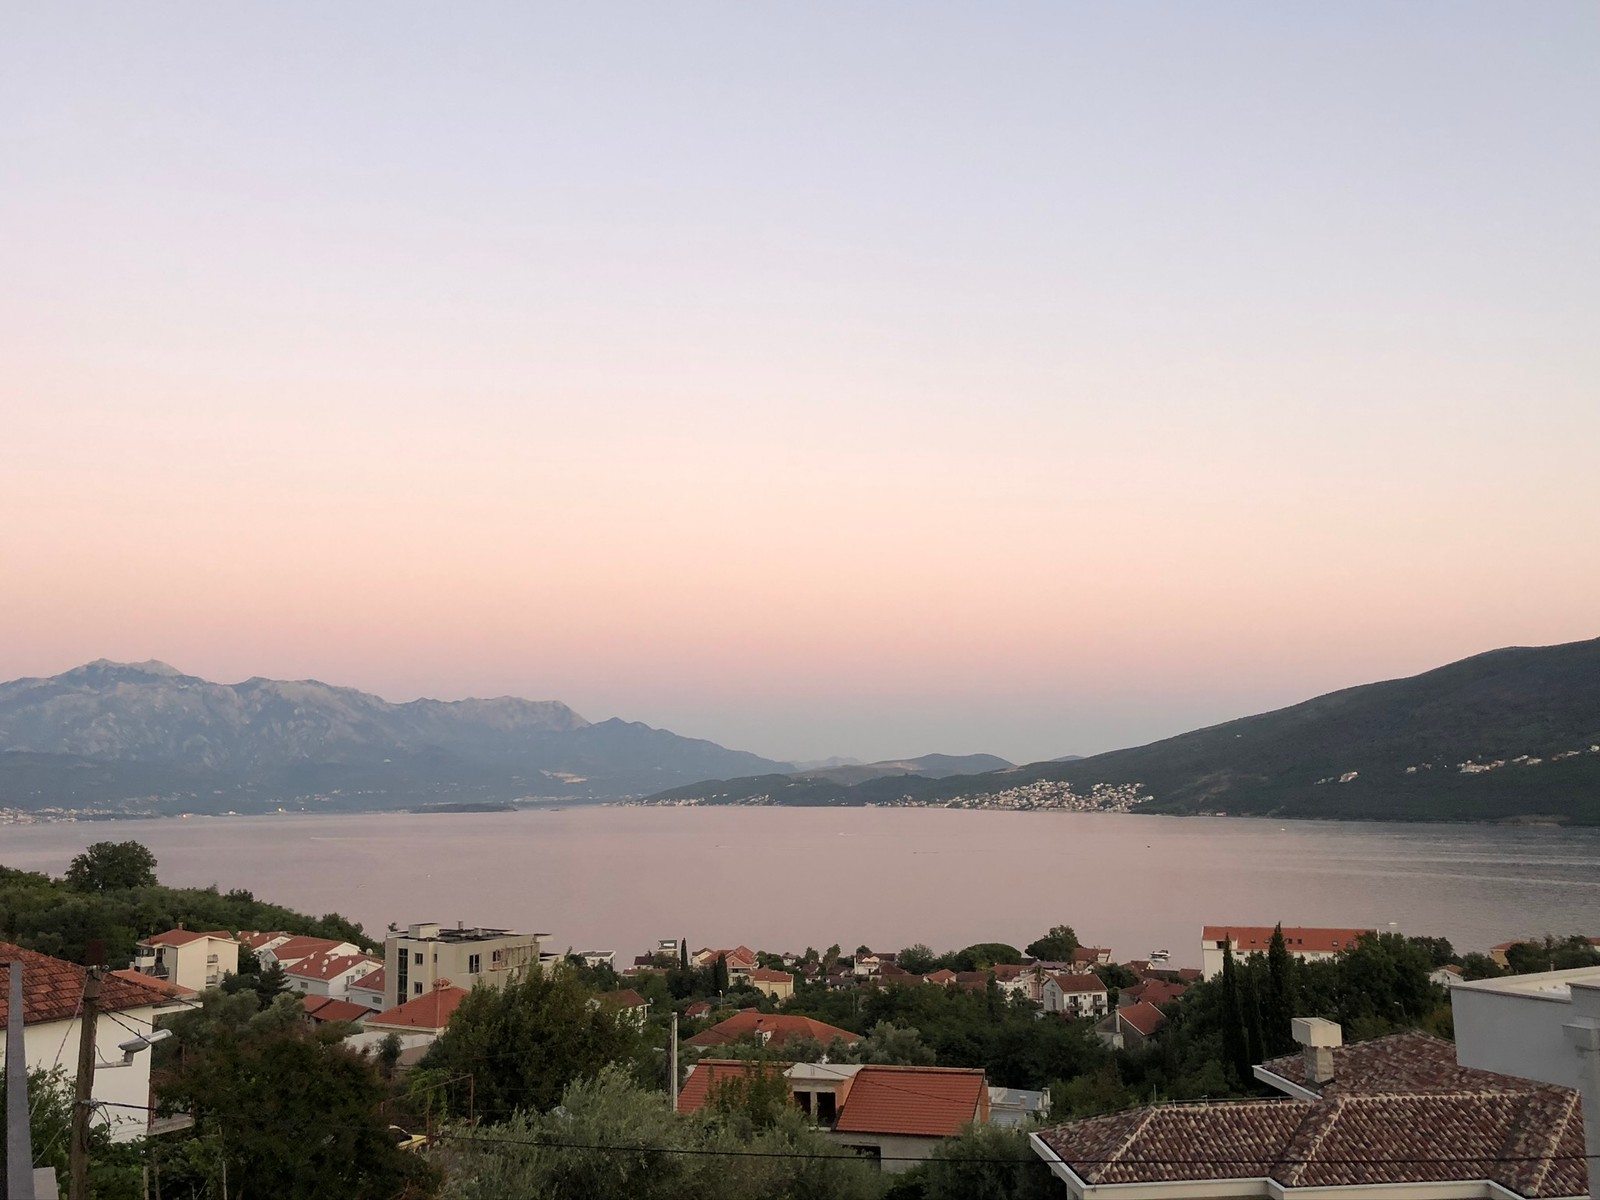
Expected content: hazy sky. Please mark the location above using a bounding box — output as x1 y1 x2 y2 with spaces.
3 4 1596 765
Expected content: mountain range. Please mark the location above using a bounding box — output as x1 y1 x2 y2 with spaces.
643 638 1600 824
0 660 788 812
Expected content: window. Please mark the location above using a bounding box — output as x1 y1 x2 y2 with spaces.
397 953 408 998
414 952 424 965
414 982 424 995
816 1093 837 1124
468 954 481 974
794 1091 812 1116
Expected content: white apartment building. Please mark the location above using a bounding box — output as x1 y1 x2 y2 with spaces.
131 927 239 992
382 922 545 1009
1200 925 1371 980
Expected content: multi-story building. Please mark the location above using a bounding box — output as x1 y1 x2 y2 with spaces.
131 927 239 992
1200 925 1372 980
382 922 545 1009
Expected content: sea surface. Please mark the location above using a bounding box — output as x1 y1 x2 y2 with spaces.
4 809 1598 969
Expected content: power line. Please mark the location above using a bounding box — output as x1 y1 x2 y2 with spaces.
89 1104 1589 1167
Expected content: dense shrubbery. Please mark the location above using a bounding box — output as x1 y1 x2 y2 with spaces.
0 843 373 965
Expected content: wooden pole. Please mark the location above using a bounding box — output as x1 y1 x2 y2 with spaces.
668 1012 679 1113
6 960 38 1200
68 964 102 1200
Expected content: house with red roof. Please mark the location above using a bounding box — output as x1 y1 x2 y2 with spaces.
684 999 713 1019
683 1010 859 1052
1042 972 1109 1019
677 1058 992 1172
347 966 386 1010
924 969 957 987
691 946 758 980
1 942 174 1142
593 988 651 1030
259 934 366 972
300 995 373 1027
130 926 239 992
748 968 795 1000
283 951 383 1002
1096 1000 1167 1049
364 979 469 1037
1120 977 1187 1008
1201 925 1371 980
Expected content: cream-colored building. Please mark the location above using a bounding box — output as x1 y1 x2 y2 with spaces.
382 922 545 1009
131 927 239 992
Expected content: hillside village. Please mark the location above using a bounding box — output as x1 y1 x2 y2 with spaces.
4 841 1598 1199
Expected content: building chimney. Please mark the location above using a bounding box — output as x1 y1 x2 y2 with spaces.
1293 1017 1342 1085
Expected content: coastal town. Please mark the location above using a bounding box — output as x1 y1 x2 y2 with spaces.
4 841 1597 1199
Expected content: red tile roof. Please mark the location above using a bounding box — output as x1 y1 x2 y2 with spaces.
284 952 381 982
748 969 793 983
265 935 357 963
1118 1001 1168 1038
684 1000 712 1018
925 969 956 984
1037 1032 1589 1199
144 928 234 947
109 969 196 999
367 982 468 1032
597 988 648 1009
284 953 377 979
1072 946 1110 962
237 930 290 952
833 1066 989 1138
349 967 386 993
676 1058 792 1115
300 995 372 1024
1124 978 1187 1006
684 1011 859 1050
1203 926 1371 954
0 943 172 1025
1051 972 1108 993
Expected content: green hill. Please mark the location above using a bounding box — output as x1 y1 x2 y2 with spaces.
644 638 1600 823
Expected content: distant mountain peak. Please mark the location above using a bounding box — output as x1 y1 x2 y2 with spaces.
73 658 186 677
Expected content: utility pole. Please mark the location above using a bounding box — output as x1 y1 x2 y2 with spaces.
668 1013 679 1113
69 958 103 1200
7 960 38 1200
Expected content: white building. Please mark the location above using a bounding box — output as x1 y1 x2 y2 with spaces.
382 922 544 1008
130 927 239 992
1451 965 1600 1188
283 951 383 1002
1200 925 1371 980
1 943 168 1143
1042 973 1109 1019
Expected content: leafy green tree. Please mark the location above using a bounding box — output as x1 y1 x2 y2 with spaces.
421 967 643 1119
435 1067 881 1200
1459 952 1503 980
706 1057 794 1131
1407 936 1456 968
1025 925 1079 962
158 997 435 1200
898 943 937 973
0 1066 142 1199
910 1121 1056 1200
64 841 157 892
842 1021 938 1066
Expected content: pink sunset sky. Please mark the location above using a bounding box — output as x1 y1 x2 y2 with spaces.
3 5 1596 764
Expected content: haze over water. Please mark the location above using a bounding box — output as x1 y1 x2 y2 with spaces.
5 810 1596 967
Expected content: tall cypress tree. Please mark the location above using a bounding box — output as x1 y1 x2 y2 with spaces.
1266 923 1295 1055
1243 967 1266 1072
1220 940 1251 1088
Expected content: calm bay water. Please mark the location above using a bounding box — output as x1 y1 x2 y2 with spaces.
4 809 1598 969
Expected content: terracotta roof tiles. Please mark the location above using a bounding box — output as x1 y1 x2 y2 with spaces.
833 1066 989 1138
683 1011 858 1050
0 943 172 1025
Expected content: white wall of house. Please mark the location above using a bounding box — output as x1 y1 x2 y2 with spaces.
826 1131 944 1174
1452 968 1600 1090
0 1003 160 1143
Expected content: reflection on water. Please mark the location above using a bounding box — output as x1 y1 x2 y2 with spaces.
3 810 1597 968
